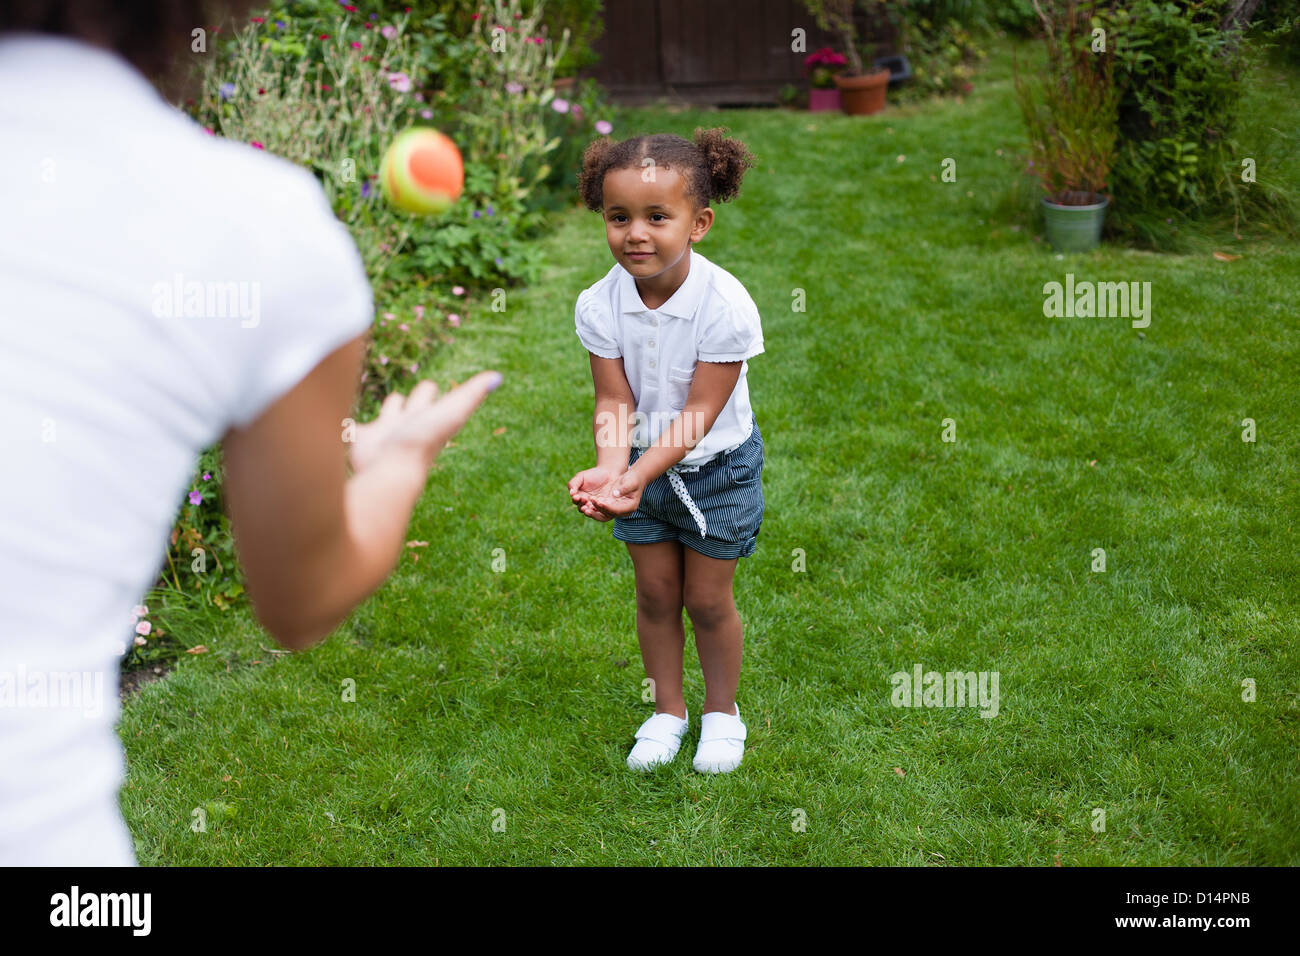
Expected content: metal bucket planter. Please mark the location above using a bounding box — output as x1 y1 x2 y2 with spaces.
1042 195 1109 252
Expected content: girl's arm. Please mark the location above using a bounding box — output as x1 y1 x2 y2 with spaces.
589 353 637 471
627 360 742 483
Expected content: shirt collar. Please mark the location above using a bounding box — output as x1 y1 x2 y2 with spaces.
618 247 708 320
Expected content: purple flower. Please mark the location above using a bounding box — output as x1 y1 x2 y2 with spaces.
551 97 570 113
486 205 495 216
506 82 524 94
386 71 412 93
362 181 372 198
188 490 203 506
494 257 503 265
381 25 398 40
595 120 613 135
275 21 285 30
202 472 211 481
219 82 235 100
473 210 481 218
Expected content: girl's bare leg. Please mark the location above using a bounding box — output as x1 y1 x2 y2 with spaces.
625 540 687 719
682 549 742 715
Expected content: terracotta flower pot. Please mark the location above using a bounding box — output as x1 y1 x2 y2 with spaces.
833 68 890 116
808 87 842 112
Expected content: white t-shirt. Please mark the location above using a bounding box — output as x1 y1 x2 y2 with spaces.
574 248 763 465
0 33 374 864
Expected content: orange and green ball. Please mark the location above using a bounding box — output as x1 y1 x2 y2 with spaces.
379 128 464 216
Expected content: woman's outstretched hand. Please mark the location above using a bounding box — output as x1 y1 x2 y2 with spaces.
348 371 503 477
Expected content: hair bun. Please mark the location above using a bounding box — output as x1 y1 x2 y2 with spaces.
692 127 756 204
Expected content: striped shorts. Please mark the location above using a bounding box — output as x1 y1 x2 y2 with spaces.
613 419 764 560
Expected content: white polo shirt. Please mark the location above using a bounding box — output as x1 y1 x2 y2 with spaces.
575 248 763 466
0 33 373 864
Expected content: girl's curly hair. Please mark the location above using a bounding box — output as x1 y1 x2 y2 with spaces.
578 127 757 212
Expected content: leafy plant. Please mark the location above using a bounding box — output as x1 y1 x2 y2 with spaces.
801 0 887 75
893 16 986 101
804 46 849 87
186 10 428 282
1014 0 1121 205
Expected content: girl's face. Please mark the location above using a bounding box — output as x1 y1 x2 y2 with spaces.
601 165 713 280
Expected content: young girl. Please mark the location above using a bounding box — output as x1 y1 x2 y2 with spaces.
566 128 765 774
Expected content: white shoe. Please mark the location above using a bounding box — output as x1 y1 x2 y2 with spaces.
693 704 747 773
627 709 689 771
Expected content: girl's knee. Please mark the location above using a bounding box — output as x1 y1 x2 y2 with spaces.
683 588 735 630
637 579 684 620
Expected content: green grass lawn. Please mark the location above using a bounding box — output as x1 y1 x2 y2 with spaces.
119 43 1300 865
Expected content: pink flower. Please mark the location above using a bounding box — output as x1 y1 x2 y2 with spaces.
135 621 152 637
420 109 433 119
399 323 409 331
387 72 412 93
188 490 203 505
381 25 397 39
202 472 211 480
595 120 613 135
133 635 148 647
250 141 264 150
506 82 524 94
551 97 570 113
572 104 584 121
409 363 418 373
448 313 461 327
132 604 149 618
383 311 396 319
452 285 465 296
379 355 389 365
351 41 363 50
413 305 425 319
203 127 215 136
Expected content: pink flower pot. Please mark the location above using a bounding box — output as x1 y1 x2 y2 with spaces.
808 88 841 112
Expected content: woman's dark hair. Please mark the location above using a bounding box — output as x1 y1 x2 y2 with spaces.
0 0 259 91
578 127 757 212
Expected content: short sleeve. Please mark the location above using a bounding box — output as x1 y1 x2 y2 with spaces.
697 301 764 363
225 166 374 430
574 288 622 359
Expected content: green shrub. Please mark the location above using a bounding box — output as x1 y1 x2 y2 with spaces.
1252 0 1300 64
902 0 1039 34
1100 0 1295 245
893 16 987 101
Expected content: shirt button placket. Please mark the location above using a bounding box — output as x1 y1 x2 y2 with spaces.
648 311 658 369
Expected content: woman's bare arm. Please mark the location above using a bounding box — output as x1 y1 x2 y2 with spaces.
220 334 499 649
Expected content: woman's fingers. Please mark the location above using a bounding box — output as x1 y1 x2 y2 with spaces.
379 390 406 418
408 370 502 464
405 379 440 412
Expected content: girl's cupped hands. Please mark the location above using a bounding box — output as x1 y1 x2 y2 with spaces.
568 466 645 521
